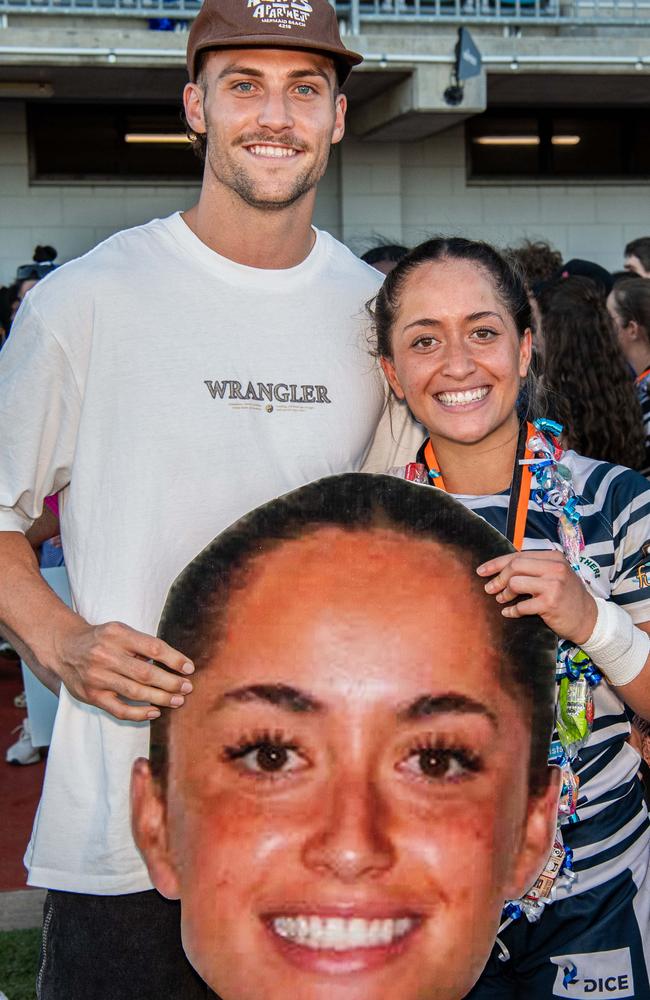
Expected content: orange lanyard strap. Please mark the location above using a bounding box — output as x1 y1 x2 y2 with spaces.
422 422 534 551
636 366 650 385
423 438 446 492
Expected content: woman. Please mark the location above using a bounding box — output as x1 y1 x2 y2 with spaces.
537 275 646 470
374 237 650 997
132 473 559 1000
608 275 650 475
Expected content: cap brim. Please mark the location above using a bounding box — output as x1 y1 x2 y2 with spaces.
190 36 363 83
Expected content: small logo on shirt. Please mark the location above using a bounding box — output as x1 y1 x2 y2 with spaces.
550 948 634 997
247 0 312 29
635 542 650 588
204 379 332 410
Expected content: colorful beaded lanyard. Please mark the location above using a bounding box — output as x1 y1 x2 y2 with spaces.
412 418 602 925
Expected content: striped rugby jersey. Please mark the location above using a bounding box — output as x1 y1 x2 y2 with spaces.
415 440 650 899
636 369 650 477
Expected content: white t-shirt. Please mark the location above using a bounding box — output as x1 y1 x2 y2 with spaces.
0 213 385 893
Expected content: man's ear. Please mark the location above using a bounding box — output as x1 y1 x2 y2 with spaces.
505 766 562 901
331 93 347 146
183 81 207 137
131 757 181 900
380 355 406 401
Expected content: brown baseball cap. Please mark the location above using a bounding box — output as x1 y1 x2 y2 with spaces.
186 0 363 85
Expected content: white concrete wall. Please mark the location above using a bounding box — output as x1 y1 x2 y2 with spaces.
1 100 649 282
399 125 649 272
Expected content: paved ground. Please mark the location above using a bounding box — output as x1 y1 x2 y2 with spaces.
0 889 45 931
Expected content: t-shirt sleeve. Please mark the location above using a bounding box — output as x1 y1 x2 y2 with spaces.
0 296 81 534
607 468 650 624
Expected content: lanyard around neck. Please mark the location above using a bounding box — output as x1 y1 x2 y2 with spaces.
423 422 534 551
636 366 650 385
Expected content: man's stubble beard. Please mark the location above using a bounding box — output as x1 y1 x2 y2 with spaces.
205 128 331 212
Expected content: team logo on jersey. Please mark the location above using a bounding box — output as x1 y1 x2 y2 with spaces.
635 542 650 588
247 0 313 29
550 948 634 997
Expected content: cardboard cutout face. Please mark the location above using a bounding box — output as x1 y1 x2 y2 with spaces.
132 475 559 1000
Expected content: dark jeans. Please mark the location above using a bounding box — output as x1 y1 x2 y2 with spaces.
37 889 217 1000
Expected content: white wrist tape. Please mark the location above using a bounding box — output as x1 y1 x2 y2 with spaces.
580 597 650 687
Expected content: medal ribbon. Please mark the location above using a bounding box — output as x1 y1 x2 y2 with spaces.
422 421 534 550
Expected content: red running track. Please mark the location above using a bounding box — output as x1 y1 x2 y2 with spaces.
0 653 45 892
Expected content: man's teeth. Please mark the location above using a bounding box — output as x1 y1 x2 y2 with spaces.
271 915 414 950
248 144 297 158
436 387 489 406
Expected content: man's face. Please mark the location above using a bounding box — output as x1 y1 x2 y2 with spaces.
183 48 345 211
624 254 650 278
133 529 557 1000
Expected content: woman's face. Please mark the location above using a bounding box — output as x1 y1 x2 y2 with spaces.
381 259 531 448
133 529 556 1000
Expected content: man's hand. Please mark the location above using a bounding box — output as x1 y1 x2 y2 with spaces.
476 549 598 645
52 619 195 721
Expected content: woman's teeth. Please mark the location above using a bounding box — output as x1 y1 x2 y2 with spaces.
271 915 414 951
436 387 489 407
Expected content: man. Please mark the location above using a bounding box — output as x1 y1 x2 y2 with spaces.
0 3 393 996
132 473 560 1000
624 236 650 278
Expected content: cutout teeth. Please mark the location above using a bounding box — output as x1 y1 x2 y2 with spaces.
271 915 414 951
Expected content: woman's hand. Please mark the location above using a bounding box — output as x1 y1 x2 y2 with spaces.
476 549 598 645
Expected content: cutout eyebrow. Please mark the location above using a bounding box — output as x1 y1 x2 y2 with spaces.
213 685 497 728
215 683 324 714
402 310 504 333
399 693 498 728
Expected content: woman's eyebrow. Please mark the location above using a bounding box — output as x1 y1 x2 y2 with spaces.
213 683 324 714
399 693 498 728
402 310 503 333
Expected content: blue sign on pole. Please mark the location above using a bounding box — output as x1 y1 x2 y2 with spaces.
456 27 482 81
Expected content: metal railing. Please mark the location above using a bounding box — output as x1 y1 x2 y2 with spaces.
1 0 648 25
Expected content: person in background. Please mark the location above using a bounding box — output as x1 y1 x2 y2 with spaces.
608 275 650 473
537 275 646 471
361 243 409 276
507 239 562 290
625 237 650 278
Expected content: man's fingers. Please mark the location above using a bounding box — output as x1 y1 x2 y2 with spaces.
100 621 194 676
94 692 161 722
110 671 191 709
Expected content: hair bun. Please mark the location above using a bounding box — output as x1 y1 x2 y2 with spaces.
33 245 57 263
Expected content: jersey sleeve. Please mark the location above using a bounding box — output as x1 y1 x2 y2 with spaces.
0 296 81 534
607 467 650 624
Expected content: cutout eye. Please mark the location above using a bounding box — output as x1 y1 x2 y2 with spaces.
401 745 482 782
225 740 307 775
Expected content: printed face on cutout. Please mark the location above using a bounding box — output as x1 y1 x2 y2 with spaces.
381 259 532 449
132 528 558 1000
183 47 345 211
